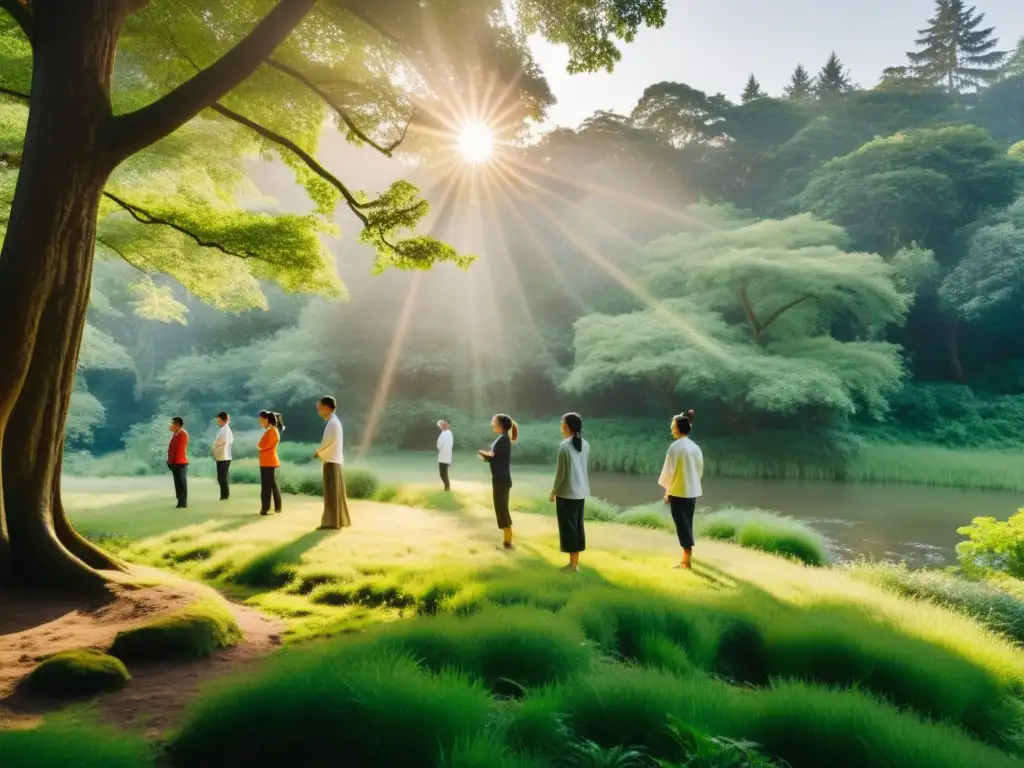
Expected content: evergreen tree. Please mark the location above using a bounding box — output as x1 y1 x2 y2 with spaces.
907 0 1007 92
741 73 766 103
784 64 813 101
814 52 854 98
1001 37 1024 79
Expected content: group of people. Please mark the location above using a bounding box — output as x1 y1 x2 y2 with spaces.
165 396 352 531
438 409 704 571
167 400 704 570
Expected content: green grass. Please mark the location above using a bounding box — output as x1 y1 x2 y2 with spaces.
0 717 154 768
697 508 830 567
846 561 1024 644
19 649 130 699
109 600 242 662
48 477 1024 766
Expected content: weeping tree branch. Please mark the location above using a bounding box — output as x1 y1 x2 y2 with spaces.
96 236 149 274
759 295 816 337
0 0 32 42
112 0 317 159
102 190 267 262
738 285 816 345
265 57 414 157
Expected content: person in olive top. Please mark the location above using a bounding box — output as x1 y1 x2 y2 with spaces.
658 410 704 570
479 414 518 550
549 412 590 572
167 416 189 509
258 410 284 516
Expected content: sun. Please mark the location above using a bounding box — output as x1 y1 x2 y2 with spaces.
456 121 495 163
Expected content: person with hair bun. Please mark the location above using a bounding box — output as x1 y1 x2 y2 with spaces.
257 410 284 516
549 412 590 572
658 409 704 570
478 413 518 550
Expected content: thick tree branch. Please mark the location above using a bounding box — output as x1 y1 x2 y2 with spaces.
265 58 414 157
111 0 316 159
0 0 32 42
759 295 816 338
737 285 762 344
102 190 263 262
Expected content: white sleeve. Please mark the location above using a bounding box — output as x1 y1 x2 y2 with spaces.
695 446 704 478
658 446 675 491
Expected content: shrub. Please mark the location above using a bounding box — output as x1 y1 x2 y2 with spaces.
0 718 154 768
345 467 380 499
169 651 493 767
956 508 1024 578
373 484 400 502
584 498 621 522
19 649 129 698
846 562 1024 643
109 601 242 662
618 504 674 533
696 509 829 567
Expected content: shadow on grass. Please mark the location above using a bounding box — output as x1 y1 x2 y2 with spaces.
230 530 335 590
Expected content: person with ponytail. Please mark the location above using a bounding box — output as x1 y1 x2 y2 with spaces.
257 410 284 516
658 410 703 570
549 412 590 572
478 413 518 550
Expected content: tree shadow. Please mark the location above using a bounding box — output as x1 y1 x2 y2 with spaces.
0 589 116 636
229 530 335 590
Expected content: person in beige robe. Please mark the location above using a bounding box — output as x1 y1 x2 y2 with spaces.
313 396 351 530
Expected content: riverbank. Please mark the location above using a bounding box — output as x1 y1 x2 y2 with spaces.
4 477 1023 767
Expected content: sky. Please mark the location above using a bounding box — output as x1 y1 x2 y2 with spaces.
528 0 1024 128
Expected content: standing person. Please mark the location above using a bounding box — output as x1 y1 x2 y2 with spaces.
437 419 454 491
213 412 234 501
314 396 351 530
478 414 518 551
167 416 189 509
549 412 590 573
658 410 703 570
257 410 283 516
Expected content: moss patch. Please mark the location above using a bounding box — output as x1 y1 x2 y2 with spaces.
20 649 130 698
109 600 242 663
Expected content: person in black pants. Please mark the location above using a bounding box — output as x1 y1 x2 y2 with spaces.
213 412 234 501
479 413 518 550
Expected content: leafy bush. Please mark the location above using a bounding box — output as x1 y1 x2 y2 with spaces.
696 509 829 567
846 561 1024 643
345 467 380 499
957 508 1024 578
169 650 493 767
19 649 129 698
109 601 242 662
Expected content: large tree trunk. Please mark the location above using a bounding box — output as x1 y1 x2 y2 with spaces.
0 1 129 592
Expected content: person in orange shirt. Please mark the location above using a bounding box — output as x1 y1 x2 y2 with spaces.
258 410 284 516
167 416 189 509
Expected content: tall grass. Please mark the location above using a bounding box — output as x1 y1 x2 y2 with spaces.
170 650 494 767
697 508 830 566
846 562 1024 644
0 717 155 767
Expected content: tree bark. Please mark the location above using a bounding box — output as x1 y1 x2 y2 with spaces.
0 0 128 592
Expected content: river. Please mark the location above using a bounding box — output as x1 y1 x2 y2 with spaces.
587 473 1024 567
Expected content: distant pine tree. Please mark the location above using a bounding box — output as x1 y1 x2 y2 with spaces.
784 64 813 101
741 73 766 103
1001 36 1024 79
907 0 1006 92
814 52 853 98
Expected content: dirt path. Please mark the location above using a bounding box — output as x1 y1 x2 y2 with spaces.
0 569 283 736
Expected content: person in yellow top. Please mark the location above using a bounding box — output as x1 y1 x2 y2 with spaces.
257 410 284 516
658 410 703 570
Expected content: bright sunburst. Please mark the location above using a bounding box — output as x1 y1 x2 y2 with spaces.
456 121 494 163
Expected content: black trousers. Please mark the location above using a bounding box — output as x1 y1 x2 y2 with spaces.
492 481 513 529
216 460 231 500
556 497 586 553
669 496 697 548
439 462 451 491
260 466 282 513
169 463 188 507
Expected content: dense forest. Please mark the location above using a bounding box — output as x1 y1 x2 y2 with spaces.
69 1 1024 468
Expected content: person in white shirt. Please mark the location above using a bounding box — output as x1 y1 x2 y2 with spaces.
212 411 234 501
658 410 704 570
313 396 351 530
436 419 454 491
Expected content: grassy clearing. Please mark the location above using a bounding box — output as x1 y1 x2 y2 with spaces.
51 477 1024 766
19 650 129 699
108 600 242 662
0 717 154 768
